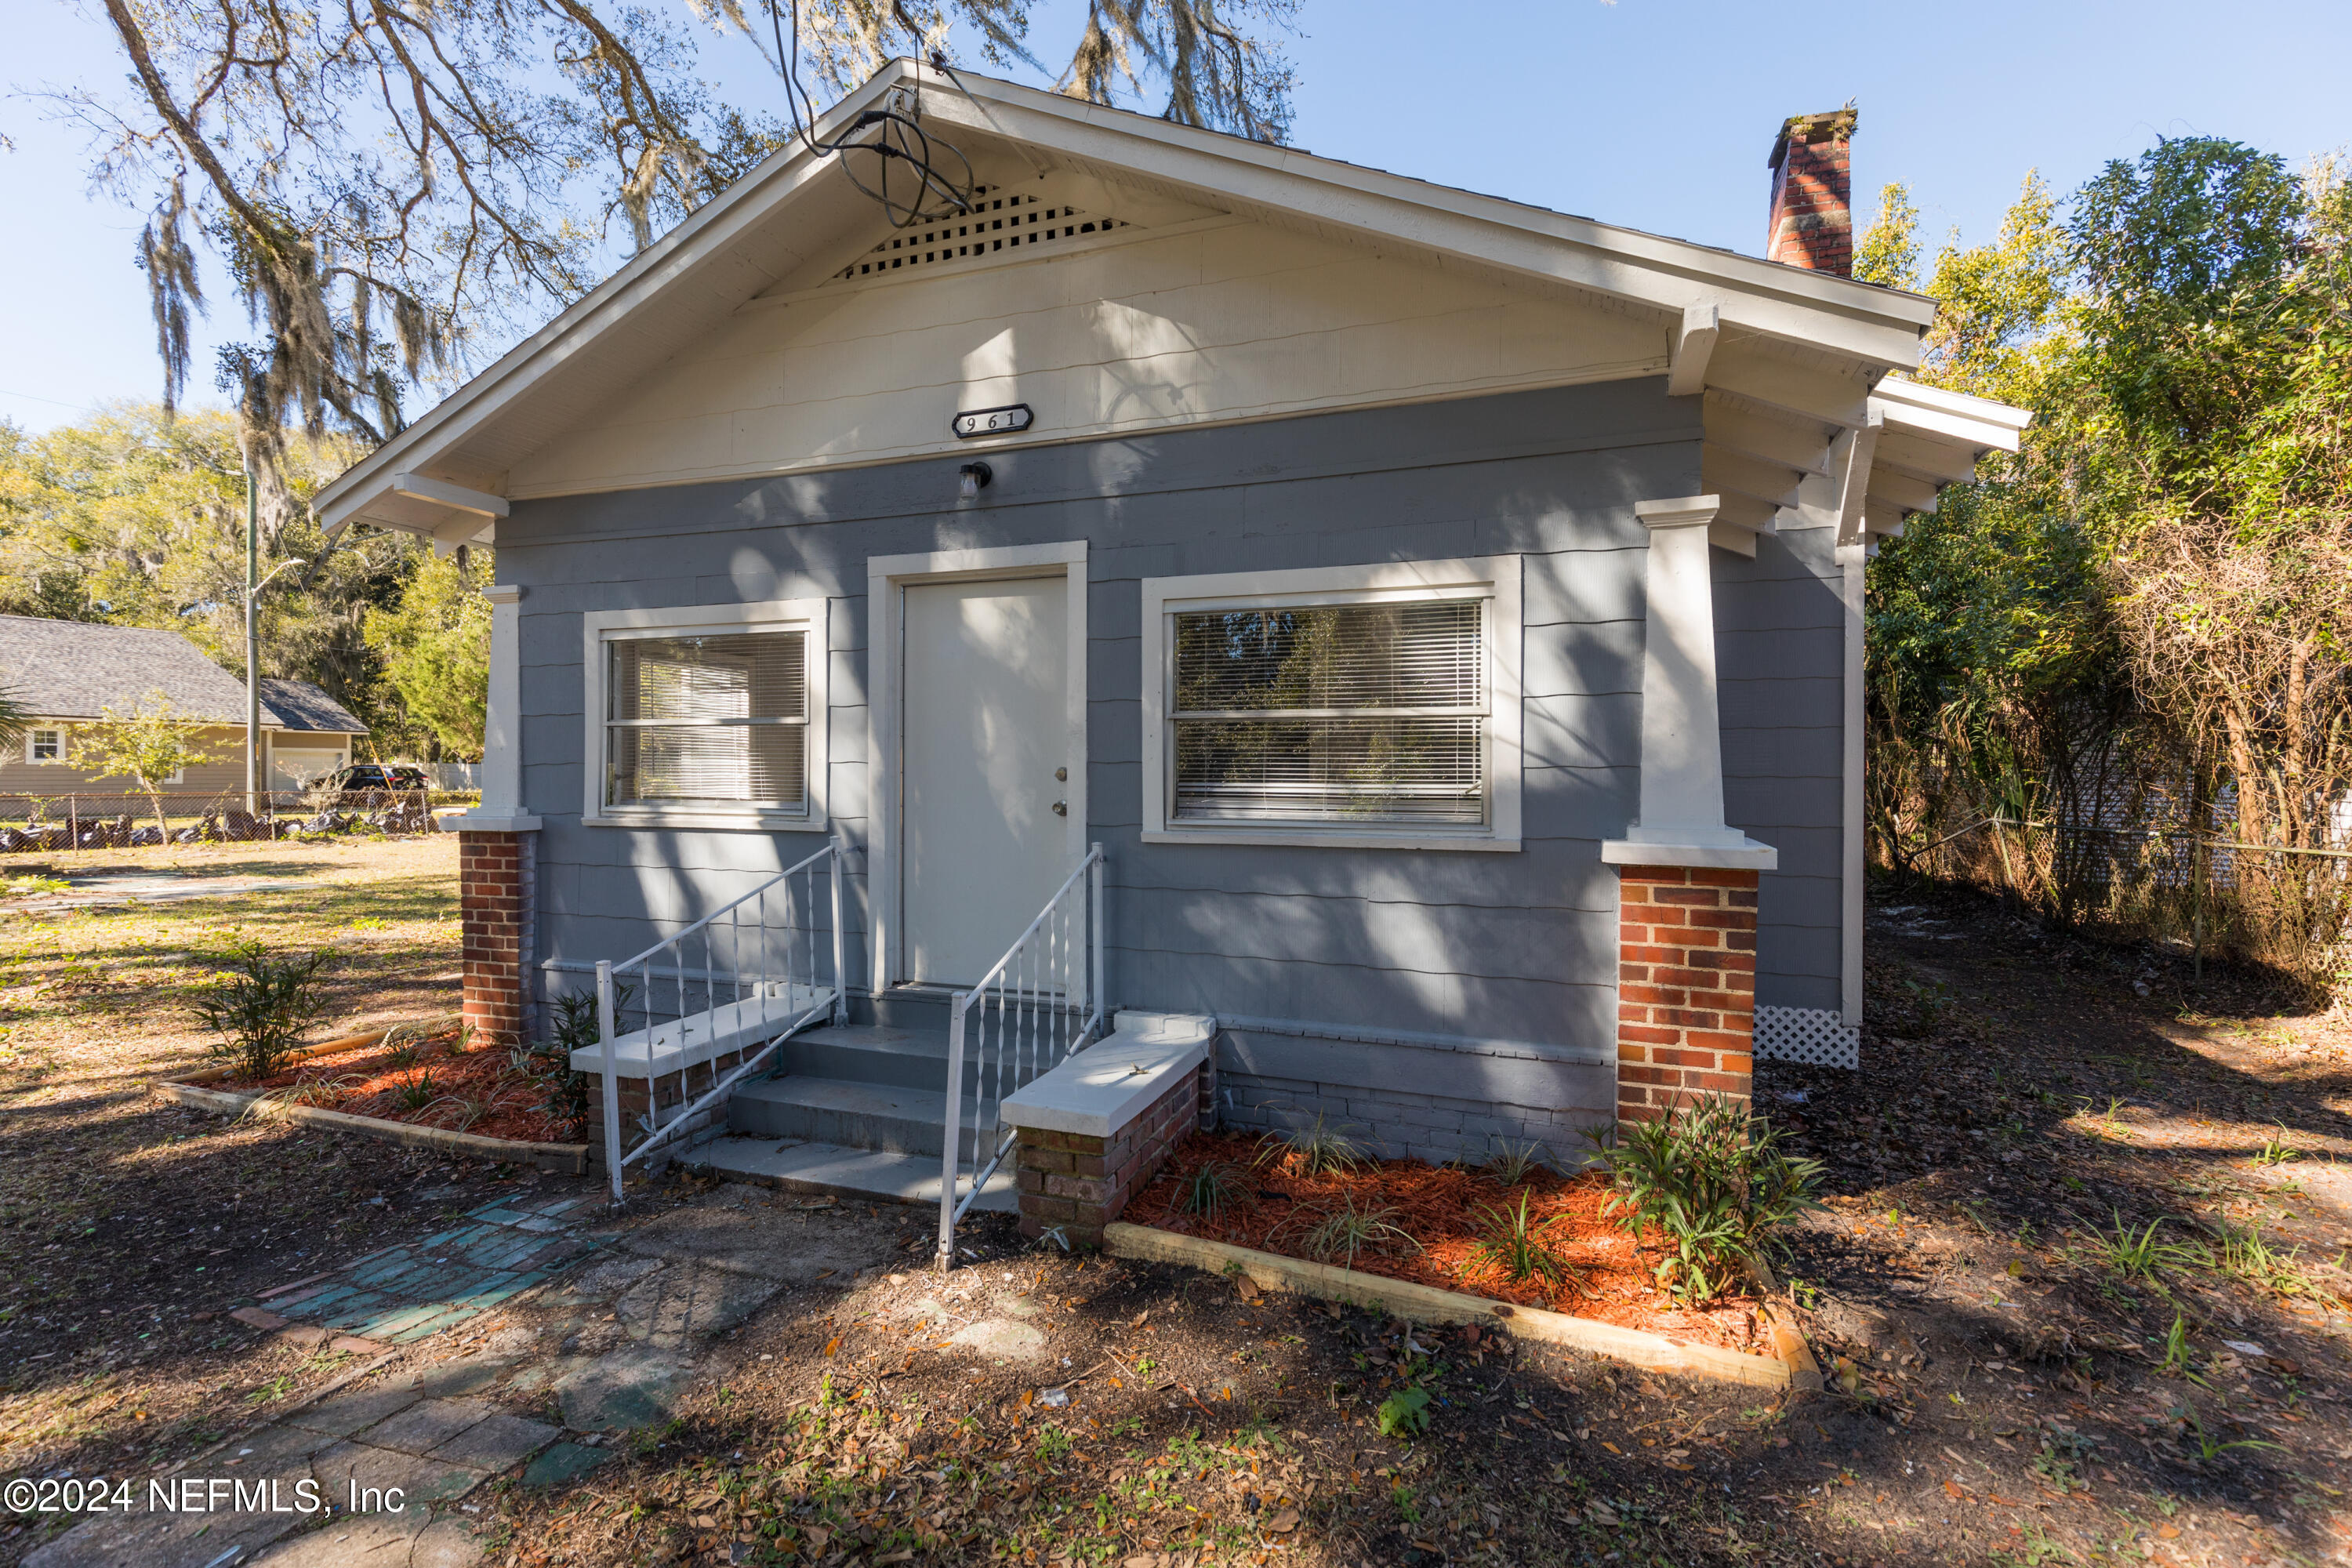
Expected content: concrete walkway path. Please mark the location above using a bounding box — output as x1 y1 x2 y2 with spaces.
24 1181 903 1567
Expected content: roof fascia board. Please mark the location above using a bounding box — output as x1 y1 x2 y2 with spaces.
320 60 1940 530
916 78 1929 367
314 67 913 528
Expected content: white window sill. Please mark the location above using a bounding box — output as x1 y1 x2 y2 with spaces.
1142 828 1520 853
584 811 826 833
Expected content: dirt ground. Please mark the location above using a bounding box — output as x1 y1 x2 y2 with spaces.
9 847 2352 1567
0 837 495 1489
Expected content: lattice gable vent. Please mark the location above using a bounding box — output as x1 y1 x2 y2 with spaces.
832 184 1134 283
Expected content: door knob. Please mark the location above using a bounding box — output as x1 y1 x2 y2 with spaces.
1054 767 1068 782
1052 801 1068 816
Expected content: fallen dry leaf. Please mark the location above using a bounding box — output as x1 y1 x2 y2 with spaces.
822 1337 840 1357
1266 1508 1300 1533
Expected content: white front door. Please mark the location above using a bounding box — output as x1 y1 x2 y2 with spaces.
900 577 1071 985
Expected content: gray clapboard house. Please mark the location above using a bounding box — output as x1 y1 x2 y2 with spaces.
314 69 2024 1220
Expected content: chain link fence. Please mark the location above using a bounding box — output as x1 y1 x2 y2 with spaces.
0 789 446 852
1897 813 2352 998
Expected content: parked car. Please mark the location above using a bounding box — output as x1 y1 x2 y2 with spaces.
306 764 430 804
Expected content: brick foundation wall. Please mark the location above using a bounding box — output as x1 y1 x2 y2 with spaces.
1616 865 1758 1122
460 831 536 1047
1015 1068 1203 1249
580 1041 759 1171
1766 108 1858 276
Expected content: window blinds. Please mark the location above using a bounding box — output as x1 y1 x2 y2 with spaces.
1171 600 1486 826
605 632 807 808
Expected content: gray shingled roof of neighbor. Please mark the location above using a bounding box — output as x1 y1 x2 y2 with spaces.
0 615 368 733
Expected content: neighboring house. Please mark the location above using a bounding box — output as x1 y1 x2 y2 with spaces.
316 69 2027 1203
0 615 368 796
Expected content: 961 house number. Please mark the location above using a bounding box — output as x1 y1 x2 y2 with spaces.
951 404 1033 439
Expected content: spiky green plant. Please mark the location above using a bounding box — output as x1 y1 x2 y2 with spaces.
393 1068 439 1111
1483 1138 1552 1186
1181 1161 1254 1220
1472 1189 1570 1287
2089 1212 2207 1284
1255 1112 1366 1178
1589 1094 1824 1307
1294 1192 1418 1272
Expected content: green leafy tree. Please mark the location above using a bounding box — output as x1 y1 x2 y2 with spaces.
1867 138 2352 987
0 403 442 757
68 691 223 844
1852 181 1922 290
364 548 495 760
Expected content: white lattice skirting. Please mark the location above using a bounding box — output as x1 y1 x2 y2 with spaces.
1755 1005 1860 1069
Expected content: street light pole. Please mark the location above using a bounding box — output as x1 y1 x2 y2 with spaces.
245 453 260 817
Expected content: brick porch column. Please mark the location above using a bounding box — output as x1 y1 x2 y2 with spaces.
460 830 536 1045
1615 865 1757 1122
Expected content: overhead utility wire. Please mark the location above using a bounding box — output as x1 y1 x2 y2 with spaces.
770 0 975 228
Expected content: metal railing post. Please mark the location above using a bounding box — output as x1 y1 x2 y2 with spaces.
1088 844 1105 1030
830 843 847 1024
597 960 622 1205
936 990 971 1271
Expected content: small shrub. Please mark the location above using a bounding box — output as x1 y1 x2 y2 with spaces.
1483 1138 1552 1185
1295 1192 1418 1271
2090 1212 2206 1285
2253 1124 2302 1166
1472 1189 1570 1287
1255 1112 1365 1178
1181 1161 1254 1220
394 1069 439 1112
247 1072 363 1116
1590 1094 1824 1307
190 939 336 1081
1376 1386 1430 1439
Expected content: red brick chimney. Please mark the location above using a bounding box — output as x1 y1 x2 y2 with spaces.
1766 107 1859 274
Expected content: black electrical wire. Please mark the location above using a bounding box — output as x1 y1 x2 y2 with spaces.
770 0 975 229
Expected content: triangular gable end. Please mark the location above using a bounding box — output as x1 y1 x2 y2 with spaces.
315 60 2015 551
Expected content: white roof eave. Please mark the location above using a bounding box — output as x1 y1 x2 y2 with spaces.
320 60 1946 535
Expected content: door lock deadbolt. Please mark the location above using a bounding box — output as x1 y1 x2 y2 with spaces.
1052 801 1068 816
1054 767 1067 782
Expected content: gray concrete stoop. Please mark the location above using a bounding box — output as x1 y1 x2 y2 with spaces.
680 1013 1020 1212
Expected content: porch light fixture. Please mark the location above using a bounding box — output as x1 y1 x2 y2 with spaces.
958 461 993 499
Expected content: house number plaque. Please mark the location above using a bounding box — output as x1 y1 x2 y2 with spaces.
951 403 1033 439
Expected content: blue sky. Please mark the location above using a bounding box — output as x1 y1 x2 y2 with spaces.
4 0 2349 432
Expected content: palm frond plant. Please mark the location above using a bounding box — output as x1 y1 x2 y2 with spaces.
1591 1094 1824 1308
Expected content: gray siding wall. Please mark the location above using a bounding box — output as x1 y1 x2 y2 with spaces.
499 378 1840 1156
1715 523 1848 1016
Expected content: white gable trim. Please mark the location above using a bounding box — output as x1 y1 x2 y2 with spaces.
315 60 1944 540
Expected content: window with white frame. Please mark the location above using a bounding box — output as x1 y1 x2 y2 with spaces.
27 728 63 764
583 601 827 827
1142 560 1522 850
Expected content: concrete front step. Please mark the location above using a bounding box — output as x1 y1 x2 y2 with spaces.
681 1136 1018 1213
775 1024 977 1092
726 1073 995 1160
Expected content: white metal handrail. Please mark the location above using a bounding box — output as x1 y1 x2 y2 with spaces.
595 840 847 1202
935 843 1106 1268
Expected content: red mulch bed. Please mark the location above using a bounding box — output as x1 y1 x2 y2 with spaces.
1124 1131 1769 1354
216 1027 579 1145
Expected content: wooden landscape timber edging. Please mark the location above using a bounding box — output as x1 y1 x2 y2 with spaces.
153 1020 586 1175
1103 1221 1819 1392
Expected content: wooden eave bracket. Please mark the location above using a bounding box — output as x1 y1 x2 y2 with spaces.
1667 302 1720 397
